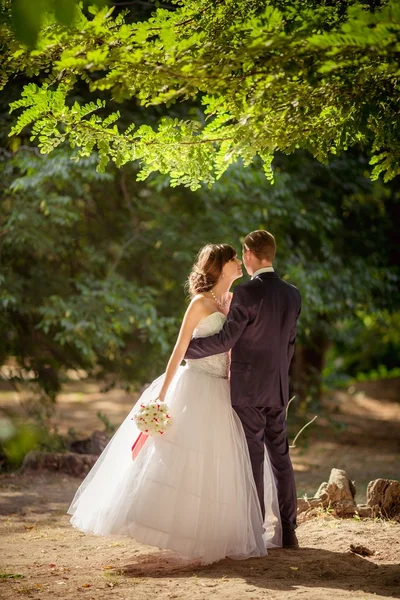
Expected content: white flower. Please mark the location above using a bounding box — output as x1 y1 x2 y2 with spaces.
133 400 172 436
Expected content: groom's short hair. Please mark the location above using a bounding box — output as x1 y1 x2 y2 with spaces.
243 230 276 262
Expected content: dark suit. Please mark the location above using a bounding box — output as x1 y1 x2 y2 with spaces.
185 271 301 533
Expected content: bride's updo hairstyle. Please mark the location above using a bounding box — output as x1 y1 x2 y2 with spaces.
187 244 236 297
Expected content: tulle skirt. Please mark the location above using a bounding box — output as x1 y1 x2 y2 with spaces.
67 365 282 565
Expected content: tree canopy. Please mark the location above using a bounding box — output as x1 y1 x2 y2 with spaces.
1 0 399 406
1 0 400 188
1 142 398 401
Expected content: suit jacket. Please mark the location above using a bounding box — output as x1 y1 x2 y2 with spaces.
185 272 301 407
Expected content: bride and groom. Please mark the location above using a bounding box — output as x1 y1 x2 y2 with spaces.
68 229 302 564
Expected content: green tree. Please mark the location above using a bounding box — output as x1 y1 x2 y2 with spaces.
1 0 398 404
325 311 400 384
1 0 399 188
0 147 178 401
2 0 107 47
202 149 400 401
1 144 398 404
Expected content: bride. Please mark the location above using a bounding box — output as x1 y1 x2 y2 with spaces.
68 243 282 565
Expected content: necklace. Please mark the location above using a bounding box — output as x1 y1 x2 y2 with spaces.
210 289 229 309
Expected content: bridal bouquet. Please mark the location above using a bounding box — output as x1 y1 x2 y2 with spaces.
133 401 172 436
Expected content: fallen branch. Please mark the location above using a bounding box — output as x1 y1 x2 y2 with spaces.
290 416 318 449
285 395 296 420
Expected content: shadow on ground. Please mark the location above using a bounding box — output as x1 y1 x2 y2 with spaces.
118 548 400 598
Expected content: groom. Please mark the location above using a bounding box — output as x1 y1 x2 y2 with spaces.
185 230 301 548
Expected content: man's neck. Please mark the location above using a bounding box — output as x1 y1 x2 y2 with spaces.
251 263 273 274
251 265 274 278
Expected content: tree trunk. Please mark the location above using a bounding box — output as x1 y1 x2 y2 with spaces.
290 327 329 406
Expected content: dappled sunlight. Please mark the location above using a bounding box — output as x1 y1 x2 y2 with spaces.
0 381 399 599
287 386 400 503
332 390 400 422
0 380 136 435
55 388 135 435
291 462 310 473
1 379 398 499
0 473 78 523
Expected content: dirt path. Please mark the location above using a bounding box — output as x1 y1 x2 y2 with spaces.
0 471 399 600
1 381 399 599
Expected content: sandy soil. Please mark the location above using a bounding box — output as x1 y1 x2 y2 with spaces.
1 380 399 600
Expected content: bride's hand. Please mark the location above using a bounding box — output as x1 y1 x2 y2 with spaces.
155 389 167 402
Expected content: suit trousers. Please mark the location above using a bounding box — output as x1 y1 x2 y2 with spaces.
233 405 297 532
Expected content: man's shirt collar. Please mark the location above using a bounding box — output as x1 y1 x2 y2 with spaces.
251 267 275 280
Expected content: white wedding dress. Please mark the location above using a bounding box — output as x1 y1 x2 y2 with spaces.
68 312 282 564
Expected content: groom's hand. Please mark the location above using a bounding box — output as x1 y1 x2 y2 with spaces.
185 287 250 359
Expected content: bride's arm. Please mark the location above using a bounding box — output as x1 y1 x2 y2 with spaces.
156 297 206 401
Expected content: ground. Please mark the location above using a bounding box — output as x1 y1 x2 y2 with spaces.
1 378 399 600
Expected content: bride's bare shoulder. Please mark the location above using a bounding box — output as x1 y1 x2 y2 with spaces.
187 294 214 317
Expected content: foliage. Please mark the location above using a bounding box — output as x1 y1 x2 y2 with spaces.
0 394 119 472
0 407 68 469
323 311 400 385
0 415 69 470
355 365 400 381
0 45 398 403
0 147 177 401
215 148 400 402
1 141 398 406
97 410 117 434
0 423 38 468
208 149 400 334
3 0 107 47
1 0 399 188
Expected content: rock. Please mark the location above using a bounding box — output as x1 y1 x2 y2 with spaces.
297 498 309 513
69 430 109 456
298 473 400 521
21 451 97 478
315 482 328 499
355 504 373 518
297 497 323 514
90 430 109 455
69 438 92 454
319 468 357 517
350 544 375 556
298 469 357 517
367 479 400 521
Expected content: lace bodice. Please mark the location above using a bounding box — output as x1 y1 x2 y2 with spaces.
185 312 229 379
